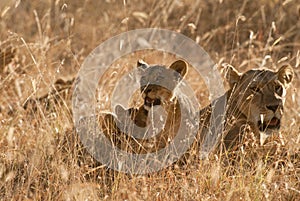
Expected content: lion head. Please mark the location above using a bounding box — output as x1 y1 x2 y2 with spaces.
225 65 294 135
137 59 188 109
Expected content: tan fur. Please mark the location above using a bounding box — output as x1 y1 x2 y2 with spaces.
101 61 294 157
101 60 186 154
220 64 294 148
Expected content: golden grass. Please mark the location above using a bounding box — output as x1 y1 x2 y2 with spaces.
0 0 299 200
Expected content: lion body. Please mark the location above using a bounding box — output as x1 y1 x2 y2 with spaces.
102 60 294 158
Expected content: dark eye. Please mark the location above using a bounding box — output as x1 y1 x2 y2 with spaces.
250 86 260 93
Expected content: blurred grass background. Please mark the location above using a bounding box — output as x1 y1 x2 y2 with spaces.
0 0 299 200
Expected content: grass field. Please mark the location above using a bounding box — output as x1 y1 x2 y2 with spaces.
0 0 299 200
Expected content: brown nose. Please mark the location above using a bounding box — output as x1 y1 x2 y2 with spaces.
266 105 279 112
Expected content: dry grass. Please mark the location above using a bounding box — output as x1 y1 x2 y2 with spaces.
0 0 299 200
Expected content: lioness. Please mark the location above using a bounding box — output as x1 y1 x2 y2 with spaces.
101 60 187 154
102 60 294 157
220 63 293 148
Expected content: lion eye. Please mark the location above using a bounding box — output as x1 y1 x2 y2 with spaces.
274 85 283 96
250 86 260 93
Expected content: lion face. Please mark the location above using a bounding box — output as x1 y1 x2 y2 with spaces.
137 60 187 109
225 65 294 134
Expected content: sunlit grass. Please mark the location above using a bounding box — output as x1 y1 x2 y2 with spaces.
0 0 299 200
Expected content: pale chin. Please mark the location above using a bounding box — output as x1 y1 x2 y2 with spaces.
259 131 269 145
259 129 278 145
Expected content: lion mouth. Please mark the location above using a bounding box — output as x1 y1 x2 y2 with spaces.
144 97 161 107
258 117 281 131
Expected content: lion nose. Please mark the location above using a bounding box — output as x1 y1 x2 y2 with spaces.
266 105 280 112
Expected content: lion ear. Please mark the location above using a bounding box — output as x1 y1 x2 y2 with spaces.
137 59 149 69
278 65 294 87
169 60 187 79
115 104 127 115
224 64 241 88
